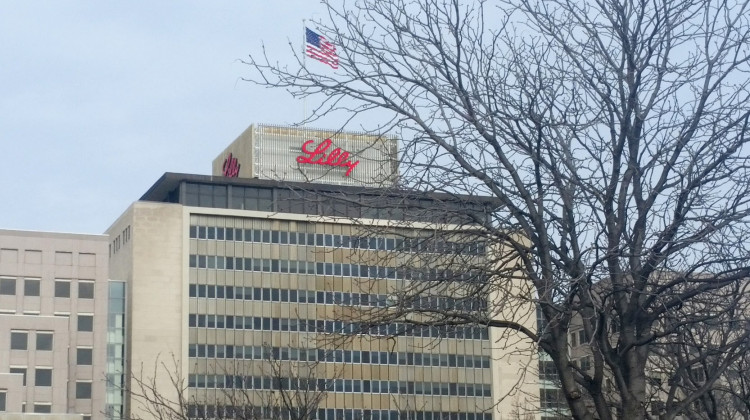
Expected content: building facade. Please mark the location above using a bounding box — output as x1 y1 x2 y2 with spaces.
0 229 112 419
108 124 538 419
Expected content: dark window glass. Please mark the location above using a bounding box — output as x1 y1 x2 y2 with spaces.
10 331 27 350
34 404 51 413
0 278 16 295
54 280 71 298
36 332 53 351
35 368 52 386
24 279 40 296
77 348 93 365
78 315 94 332
76 382 92 399
78 282 94 299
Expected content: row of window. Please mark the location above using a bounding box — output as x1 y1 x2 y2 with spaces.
9 331 53 351
189 254 485 283
10 334 93 358
190 225 486 256
188 314 489 340
10 318 94 349
0 277 94 298
189 284 486 311
6 366 93 397
187 374 492 397
188 344 491 369
181 183 491 226
188 405 492 420
5 367 51 386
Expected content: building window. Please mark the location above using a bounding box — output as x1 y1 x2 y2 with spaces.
10 367 26 386
77 348 93 365
570 331 578 347
34 368 52 387
10 331 28 350
54 280 71 298
24 279 40 296
36 332 53 351
33 404 51 413
540 388 566 410
78 314 93 332
0 390 6 412
578 329 589 345
185 183 228 208
0 278 15 295
579 356 591 372
78 282 95 299
76 382 92 399
539 360 559 381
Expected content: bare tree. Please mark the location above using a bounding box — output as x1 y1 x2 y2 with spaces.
245 0 750 419
125 349 335 420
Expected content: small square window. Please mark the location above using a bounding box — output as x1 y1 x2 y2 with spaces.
77 348 93 365
0 278 16 295
33 404 51 413
76 382 92 399
36 332 53 351
54 280 71 298
78 282 94 299
24 279 40 296
35 368 52 386
10 331 28 350
78 315 93 332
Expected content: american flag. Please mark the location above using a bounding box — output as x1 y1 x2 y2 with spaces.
305 27 339 69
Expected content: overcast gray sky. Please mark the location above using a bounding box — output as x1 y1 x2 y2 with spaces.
0 1 337 234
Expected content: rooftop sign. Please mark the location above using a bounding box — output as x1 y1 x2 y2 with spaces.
212 124 398 187
296 139 359 177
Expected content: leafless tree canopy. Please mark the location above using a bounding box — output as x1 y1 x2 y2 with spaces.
246 0 750 419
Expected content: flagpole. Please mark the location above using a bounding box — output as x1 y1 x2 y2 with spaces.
302 21 308 130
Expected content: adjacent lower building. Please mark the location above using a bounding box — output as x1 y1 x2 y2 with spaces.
0 229 112 419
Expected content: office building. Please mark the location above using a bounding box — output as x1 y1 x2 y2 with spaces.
107 124 538 419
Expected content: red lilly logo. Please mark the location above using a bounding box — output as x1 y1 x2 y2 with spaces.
222 153 240 177
296 139 360 177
